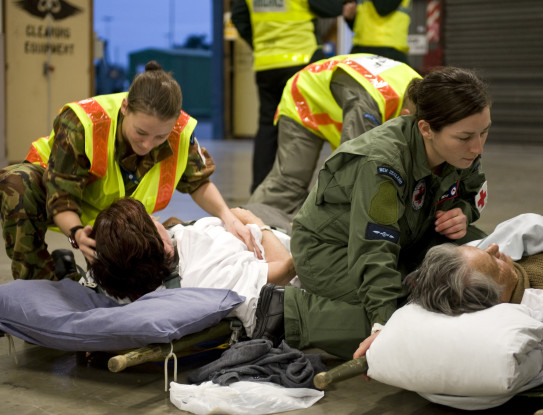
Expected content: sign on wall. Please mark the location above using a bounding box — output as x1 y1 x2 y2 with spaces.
4 0 92 162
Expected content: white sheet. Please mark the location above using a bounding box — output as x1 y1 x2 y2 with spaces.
172 217 292 337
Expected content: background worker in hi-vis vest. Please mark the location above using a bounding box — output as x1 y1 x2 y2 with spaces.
231 0 344 193
248 54 421 215
0 61 261 282
343 0 411 65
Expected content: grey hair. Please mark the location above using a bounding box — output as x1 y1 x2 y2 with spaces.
406 243 502 316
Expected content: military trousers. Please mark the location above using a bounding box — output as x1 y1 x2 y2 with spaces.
0 163 57 280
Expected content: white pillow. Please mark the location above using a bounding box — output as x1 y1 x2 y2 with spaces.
366 303 543 397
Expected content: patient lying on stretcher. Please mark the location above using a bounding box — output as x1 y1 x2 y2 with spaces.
354 213 543 359
406 241 543 316
82 197 296 337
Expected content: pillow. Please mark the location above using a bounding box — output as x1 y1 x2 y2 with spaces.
366 303 543 399
0 279 244 351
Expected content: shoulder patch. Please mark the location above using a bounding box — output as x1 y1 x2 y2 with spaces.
475 181 488 212
366 223 400 244
436 182 459 205
412 179 426 210
369 180 399 225
364 113 381 127
376 166 404 186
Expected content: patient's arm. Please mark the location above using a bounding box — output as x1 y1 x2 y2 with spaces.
231 207 296 285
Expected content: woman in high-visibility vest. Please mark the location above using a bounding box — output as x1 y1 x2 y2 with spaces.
0 61 260 281
249 54 421 215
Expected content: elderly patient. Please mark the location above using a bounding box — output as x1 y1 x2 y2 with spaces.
407 242 543 316
84 197 296 337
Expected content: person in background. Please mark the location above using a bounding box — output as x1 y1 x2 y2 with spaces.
0 61 258 281
343 0 411 65
253 66 492 361
231 0 344 193
248 53 421 215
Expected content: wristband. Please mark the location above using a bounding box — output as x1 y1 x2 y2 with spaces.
68 225 84 249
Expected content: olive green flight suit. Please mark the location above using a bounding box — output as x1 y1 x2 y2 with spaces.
285 116 488 359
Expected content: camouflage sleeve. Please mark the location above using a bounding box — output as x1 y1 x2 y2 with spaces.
176 135 216 194
43 108 92 218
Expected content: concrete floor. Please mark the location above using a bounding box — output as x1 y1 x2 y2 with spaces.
1 136 543 415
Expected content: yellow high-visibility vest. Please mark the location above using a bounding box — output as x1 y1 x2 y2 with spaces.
246 0 317 71
26 92 196 225
353 0 411 53
275 54 420 149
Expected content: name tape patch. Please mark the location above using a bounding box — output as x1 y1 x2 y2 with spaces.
377 166 404 186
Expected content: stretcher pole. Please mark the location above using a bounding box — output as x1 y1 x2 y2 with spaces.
108 320 233 372
313 356 368 389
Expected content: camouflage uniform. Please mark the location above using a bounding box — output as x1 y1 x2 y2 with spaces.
0 107 215 281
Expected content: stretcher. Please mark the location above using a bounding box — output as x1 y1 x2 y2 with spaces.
0 278 246 390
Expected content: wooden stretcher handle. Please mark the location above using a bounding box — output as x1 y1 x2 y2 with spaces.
107 320 234 373
313 356 368 390
108 343 171 372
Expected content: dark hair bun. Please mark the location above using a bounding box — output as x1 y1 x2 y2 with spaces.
145 60 163 72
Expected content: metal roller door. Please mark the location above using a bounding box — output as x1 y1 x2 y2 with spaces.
444 0 543 144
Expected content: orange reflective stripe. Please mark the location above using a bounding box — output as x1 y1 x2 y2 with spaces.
77 98 111 178
154 111 191 212
292 58 399 128
291 71 343 133
339 58 400 120
25 142 48 168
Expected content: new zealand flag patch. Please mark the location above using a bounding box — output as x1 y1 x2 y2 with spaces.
366 222 400 243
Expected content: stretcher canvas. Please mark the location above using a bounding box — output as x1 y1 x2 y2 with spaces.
0 279 244 351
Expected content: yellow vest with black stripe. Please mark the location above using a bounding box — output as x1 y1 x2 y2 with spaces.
246 0 317 71
275 54 420 149
25 92 196 226
353 0 411 53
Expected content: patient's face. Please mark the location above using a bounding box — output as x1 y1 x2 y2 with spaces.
458 244 518 302
152 216 174 260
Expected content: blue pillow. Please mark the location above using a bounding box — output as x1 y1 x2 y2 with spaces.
0 279 244 351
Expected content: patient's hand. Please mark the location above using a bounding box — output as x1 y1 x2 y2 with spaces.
230 207 265 227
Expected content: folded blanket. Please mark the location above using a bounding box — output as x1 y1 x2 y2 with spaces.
188 339 327 389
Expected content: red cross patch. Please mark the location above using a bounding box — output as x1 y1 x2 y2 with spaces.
475 181 488 212
412 180 426 211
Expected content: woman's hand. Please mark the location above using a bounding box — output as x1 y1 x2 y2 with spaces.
353 331 380 381
230 207 264 227
76 225 96 264
435 208 467 240
224 209 263 259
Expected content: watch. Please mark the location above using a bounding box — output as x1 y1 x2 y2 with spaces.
68 225 84 249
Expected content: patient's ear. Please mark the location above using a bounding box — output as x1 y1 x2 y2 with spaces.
400 108 411 116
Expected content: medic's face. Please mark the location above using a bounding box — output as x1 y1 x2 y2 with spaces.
420 106 491 171
120 99 177 156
